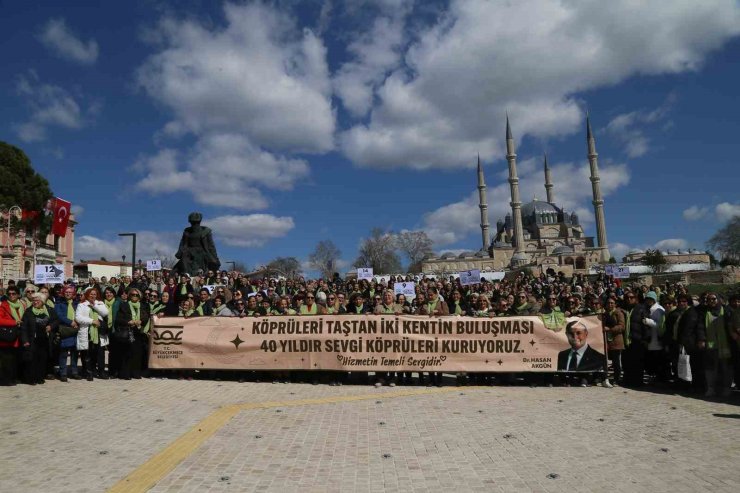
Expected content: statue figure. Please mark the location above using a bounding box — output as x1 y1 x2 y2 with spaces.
173 212 220 275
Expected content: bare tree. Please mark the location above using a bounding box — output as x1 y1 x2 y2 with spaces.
154 250 177 269
266 257 302 278
308 240 341 278
354 228 402 274
707 216 740 265
395 231 434 273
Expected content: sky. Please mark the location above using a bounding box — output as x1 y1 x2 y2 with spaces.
2 0 740 275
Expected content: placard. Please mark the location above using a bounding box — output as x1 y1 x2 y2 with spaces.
393 281 416 301
146 259 162 271
459 269 481 286
149 314 606 373
357 268 373 280
605 265 630 278
34 264 65 285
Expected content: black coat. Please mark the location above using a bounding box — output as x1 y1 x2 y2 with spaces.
20 306 59 346
557 345 605 372
676 306 702 350
625 303 649 345
116 302 151 340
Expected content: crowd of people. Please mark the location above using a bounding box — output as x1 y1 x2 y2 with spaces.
1 268 738 398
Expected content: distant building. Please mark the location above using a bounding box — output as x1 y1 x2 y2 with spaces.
422 116 610 276
623 249 710 265
74 260 133 281
0 211 76 283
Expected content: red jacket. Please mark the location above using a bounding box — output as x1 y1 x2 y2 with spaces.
0 301 20 348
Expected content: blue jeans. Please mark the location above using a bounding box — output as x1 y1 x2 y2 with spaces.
58 347 78 376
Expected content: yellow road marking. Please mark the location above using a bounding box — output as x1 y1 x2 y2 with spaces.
107 386 469 493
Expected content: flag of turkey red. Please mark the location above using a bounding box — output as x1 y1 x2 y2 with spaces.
51 197 72 237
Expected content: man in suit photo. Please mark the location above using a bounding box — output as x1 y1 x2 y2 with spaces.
557 320 605 372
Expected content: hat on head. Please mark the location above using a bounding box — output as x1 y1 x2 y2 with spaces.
646 291 658 301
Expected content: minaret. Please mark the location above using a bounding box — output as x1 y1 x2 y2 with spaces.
477 154 490 251
543 153 554 203
506 116 527 266
586 115 611 262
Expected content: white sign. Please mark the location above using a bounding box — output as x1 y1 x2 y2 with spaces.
201 284 226 294
393 281 416 301
459 269 481 286
357 268 373 280
34 264 65 285
605 265 630 279
146 259 162 271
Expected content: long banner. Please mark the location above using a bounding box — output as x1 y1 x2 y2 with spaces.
149 314 606 373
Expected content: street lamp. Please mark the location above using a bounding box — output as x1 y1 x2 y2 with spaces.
118 233 136 276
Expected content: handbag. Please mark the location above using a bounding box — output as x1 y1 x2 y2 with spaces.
59 325 78 338
0 326 18 343
113 327 133 344
677 346 692 382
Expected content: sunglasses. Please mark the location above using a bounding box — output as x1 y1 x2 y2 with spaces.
306 296 315 299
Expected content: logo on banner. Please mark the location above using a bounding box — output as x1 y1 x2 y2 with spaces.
152 329 183 345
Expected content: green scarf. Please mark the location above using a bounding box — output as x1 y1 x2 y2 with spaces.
540 309 566 331
129 300 150 333
426 299 438 314
379 304 395 314
355 304 364 314
104 298 116 329
31 306 49 316
705 307 730 359
66 300 75 322
88 303 100 345
625 308 633 348
150 302 165 316
300 304 318 315
7 299 24 322
453 301 462 315
214 304 226 316
180 284 187 295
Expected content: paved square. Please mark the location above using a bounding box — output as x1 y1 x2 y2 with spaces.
1 378 738 492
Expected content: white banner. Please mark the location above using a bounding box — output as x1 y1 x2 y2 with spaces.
605 265 630 279
459 269 481 286
393 281 416 301
357 268 373 280
146 259 162 271
34 264 65 285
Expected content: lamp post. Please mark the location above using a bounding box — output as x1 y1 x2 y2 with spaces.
118 233 136 276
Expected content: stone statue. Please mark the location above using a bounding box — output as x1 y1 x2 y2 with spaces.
173 212 221 275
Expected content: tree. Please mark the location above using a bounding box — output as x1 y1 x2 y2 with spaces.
395 231 434 273
266 257 302 278
0 142 53 239
608 256 617 264
354 228 402 274
308 240 341 279
707 216 740 264
642 249 667 273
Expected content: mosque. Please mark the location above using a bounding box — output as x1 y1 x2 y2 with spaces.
421 117 611 276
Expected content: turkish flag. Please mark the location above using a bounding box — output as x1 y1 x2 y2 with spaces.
52 197 72 237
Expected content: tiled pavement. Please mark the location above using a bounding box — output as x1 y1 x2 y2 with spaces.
1 377 738 492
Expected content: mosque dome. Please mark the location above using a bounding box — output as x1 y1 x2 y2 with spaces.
521 199 559 217
552 245 574 255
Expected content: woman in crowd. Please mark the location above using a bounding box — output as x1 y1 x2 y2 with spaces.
20 292 59 385
55 285 79 381
602 296 626 385
116 288 150 380
75 287 110 381
0 287 23 385
102 287 121 377
213 296 233 317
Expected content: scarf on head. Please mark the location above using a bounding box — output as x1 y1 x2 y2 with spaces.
7 299 24 322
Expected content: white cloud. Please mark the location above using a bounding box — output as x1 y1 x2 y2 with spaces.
605 94 675 157
682 205 709 221
204 214 295 247
136 2 333 153
422 159 630 246
39 18 99 64
609 242 631 262
134 2 333 209
75 231 180 262
14 71 96 142
71 205 84 218
715 202 740 222
654 238 688 251
134 134 308 210
340 0 740 169
333 1 412 116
